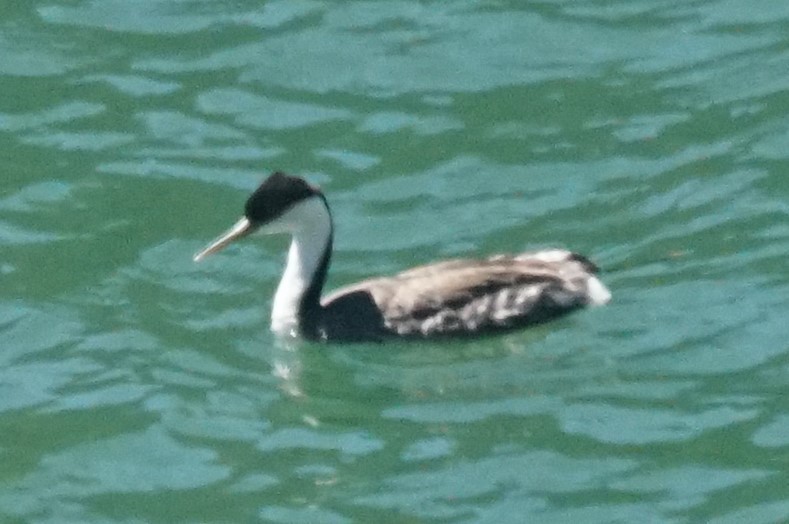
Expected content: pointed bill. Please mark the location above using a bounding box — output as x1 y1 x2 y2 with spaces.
194 217 257 262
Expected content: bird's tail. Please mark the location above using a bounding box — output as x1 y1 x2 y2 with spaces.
586 275 612 306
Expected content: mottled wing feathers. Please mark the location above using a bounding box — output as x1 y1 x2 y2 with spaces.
321 250 599 339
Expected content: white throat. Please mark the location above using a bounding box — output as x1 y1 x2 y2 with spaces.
269 197 332 337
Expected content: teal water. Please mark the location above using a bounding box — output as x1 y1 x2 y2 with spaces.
2 1 788 522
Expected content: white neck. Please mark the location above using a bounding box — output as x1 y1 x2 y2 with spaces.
269 197 332 337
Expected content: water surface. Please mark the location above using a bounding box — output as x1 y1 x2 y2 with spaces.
1 1 788 522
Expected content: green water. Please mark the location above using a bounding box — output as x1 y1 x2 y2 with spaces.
1 1 788 522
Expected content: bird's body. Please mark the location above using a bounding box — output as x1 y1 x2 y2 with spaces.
194 172 610 342
318 251 608 341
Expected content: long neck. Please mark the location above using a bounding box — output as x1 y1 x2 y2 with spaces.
270 197 333 339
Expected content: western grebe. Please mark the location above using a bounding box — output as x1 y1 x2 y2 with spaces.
194 172 611 342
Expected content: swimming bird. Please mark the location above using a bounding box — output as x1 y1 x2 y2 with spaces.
194 172 611 342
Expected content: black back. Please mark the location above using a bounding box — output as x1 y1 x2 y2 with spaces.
244 172 321 224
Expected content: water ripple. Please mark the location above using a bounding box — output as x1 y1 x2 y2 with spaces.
2 0 788 522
